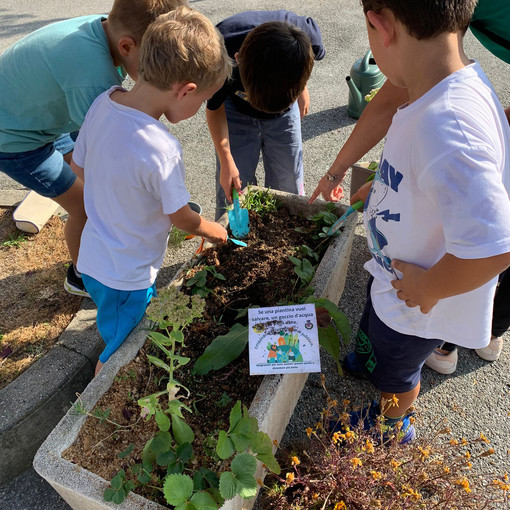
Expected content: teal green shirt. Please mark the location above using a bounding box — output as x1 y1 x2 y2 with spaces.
470 0 510 65
0 15 125 153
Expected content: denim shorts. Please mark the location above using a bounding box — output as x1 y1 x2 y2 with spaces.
82 274 157 364
0 132 79 198
354 278 444 394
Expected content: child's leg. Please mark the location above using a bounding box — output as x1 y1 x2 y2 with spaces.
381 382 420 419
215 98 262 220
82 274 156 371
260 102 304 195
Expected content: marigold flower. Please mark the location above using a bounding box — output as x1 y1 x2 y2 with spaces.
345 430 356 443
450 439 459 446
334 501 347 510
461 438 468 446
401 485 422 501
306 427 313 437
291 456 300 466
391 395 399 407
285 472 295 484
465 451 471 460
444 467 451 474
493 480 510 491
466 462 473 469
479 432 490 444
351 457 362 469
371 470 382 480
409 416 416 424
504 473 509 481
343 399 350 407
312 493 319 500
332 431 344 444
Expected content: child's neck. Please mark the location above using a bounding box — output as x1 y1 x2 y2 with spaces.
110 82 168 120
401 31 470 104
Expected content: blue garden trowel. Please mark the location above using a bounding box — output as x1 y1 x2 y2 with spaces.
228 188 250 239
326 200 364 236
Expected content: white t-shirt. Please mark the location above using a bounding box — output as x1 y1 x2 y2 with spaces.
75 87 190 290
364 62 510 348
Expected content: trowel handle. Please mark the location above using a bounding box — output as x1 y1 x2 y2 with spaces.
232 187 240 203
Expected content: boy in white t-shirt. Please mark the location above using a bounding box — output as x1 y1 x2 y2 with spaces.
329 0 510 441
71 6 232 375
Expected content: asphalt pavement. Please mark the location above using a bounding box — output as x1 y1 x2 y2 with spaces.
0 0 509 508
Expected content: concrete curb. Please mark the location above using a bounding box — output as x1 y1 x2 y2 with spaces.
0 288 102 485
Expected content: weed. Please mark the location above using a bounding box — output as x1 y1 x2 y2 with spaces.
2 232 28 248
242 186 281 216
186 264 225 298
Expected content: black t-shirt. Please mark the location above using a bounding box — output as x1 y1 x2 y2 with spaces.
206 10 325 119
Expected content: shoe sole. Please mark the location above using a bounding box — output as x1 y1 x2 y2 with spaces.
475 350 501 361
424 360 457 375
64 279 90 298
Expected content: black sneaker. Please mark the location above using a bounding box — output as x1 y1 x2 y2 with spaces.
64 264 90 298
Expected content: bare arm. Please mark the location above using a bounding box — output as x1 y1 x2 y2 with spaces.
297 85 310 118
206 105 241 203
170 204 227 244
309 80 408 204
70 158 84 182
391 252 510 314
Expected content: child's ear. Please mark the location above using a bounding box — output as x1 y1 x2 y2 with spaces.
366 10 395 48
176 82 198 100
117 36 137 57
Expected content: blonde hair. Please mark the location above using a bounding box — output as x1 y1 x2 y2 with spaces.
138 6 233 91
108 0 190 44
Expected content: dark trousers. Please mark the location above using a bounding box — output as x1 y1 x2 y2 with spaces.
492 269 510 338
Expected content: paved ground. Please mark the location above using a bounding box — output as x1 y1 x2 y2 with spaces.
1 0 509 508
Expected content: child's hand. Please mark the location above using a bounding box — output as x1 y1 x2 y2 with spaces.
308 174 344 204
298 86 310 118
220 162 242 203
203 221 228 244
351 180 372 205
390 260 438 314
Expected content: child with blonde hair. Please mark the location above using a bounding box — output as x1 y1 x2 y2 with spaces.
71 6 232 374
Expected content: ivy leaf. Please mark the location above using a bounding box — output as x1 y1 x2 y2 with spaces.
192 324 249 375
163 474 193 506
172 415 194 445
216 430 235 460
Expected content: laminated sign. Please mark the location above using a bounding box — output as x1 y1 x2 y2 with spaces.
248 303 321 375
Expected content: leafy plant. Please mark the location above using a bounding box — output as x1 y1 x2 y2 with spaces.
241 186 281 217
2 232 28 248
103 288 280 508
186 264 225 298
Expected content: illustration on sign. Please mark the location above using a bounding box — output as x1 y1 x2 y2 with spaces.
248 303 321 375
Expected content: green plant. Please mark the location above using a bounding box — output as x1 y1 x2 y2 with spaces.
2 232 28 248
262 379 508 509
241 186 281 216
168 227 189 247
216 391 233 409
104 288 280 508
186 264 225 298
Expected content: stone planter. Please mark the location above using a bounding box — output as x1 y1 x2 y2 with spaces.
350 161 375 200
34 188 357 510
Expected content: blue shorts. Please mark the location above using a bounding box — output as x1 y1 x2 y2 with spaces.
354 278 443 394
0 132 79 198
82 274 157 364
215 98 304 219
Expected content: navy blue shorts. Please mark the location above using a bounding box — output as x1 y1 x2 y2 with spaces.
354 278 443 394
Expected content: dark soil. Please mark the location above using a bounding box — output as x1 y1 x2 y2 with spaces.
63 203 334 506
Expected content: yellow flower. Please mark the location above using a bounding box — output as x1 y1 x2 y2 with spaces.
306 427 313 437
343 399 350 407
312 493 319 500
401 485 422 501
371 470 382 480
418 446 430 460
479 448 495 458
505 473 509 482
465 451 471 460
345 431 356 443
466 462 473 470
450 439 459 446
391 395 399 407
409 416 416 424
391 459 401 470
363 439 375 454
461 438 468 446
479 432 490 443
455 477 471 493
285 472 295 484
257 478 263 486
351 457 362 469
493 480 510 491
444 467 451 474
334 502 347 510
291 456 300 466
272 439 278 447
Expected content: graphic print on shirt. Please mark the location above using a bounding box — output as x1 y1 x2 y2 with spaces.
366 158 403 275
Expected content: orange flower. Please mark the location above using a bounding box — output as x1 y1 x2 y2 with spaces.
334 502 347 510
479 432 490 444
350 457 362 469
455 477 471 493
285 472 295 484
371 470 382 480
306 427 313 437
363 439 375 454
291 456 300 466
